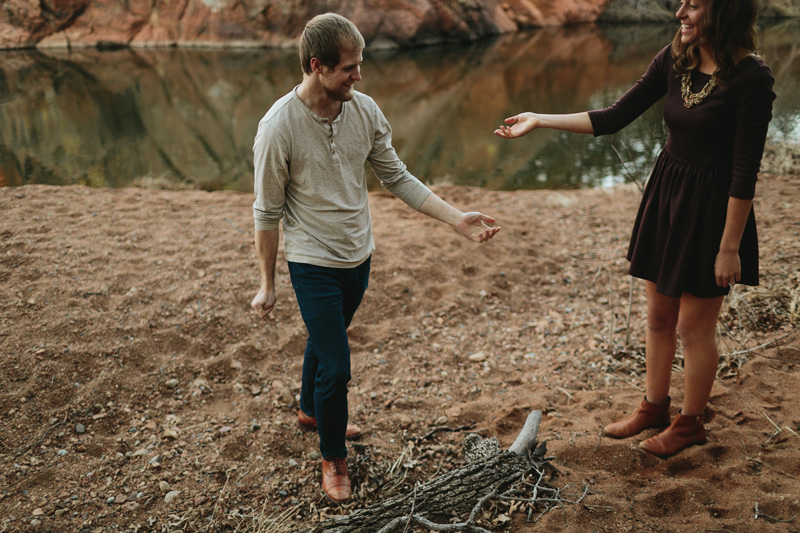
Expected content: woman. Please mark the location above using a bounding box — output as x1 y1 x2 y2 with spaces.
495 0 775 457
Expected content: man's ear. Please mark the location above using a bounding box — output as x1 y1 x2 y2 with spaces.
310 57 324 74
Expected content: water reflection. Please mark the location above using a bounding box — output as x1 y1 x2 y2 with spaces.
1 21 798 191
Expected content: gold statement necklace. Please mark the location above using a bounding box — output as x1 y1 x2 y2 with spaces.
681 68 719 108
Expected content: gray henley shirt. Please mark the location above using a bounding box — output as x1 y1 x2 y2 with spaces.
253 87 432 268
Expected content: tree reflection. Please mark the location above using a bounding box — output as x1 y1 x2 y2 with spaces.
0 21 798 192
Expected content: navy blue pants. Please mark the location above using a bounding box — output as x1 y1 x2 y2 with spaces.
288 258 370 459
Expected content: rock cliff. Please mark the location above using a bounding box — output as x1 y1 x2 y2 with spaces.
1 0 798 50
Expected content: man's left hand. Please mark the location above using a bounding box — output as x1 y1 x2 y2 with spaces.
455 213 501 243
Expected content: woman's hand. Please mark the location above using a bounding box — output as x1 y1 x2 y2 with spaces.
494 113 540 139
714 249 741 288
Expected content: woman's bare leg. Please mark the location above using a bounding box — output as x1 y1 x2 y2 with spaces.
676 292 725 415
644 281 681 403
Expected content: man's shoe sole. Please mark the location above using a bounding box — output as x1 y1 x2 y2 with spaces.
298 420 363 440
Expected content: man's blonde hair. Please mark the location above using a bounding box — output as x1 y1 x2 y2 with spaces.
300 13 365 75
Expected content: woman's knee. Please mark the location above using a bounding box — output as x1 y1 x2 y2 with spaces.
676 319 716 349
647 309 679 333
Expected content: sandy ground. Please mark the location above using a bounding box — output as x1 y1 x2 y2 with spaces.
1 170 799 532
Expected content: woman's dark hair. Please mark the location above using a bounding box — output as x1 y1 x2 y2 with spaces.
672 0 760 80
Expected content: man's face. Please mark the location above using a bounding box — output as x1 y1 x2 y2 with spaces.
319 48 363 102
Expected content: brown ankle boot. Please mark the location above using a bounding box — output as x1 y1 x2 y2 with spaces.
603 396 671 439
321 457 351 504
639 412 707 458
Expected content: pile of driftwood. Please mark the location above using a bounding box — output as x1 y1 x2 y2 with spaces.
297 410 588 533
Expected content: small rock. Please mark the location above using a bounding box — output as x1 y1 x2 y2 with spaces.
32 508 44 516
250 385 262 396
106 496 115 504
399 415 413 429
250 423 261 432
435 415 448 425
114 494 127 504
158 481 171 493
57 449 68 456
392 398 409 409
162 428 179 440
276 387 294 405
165 414 182 425
192 378 210 390
131 448 148 457
468 351 487 362
30 519 41 527
75 424 86 434
233 383 246 394
148 455 162 466
164 490 181 504
288 459 299 467
164 379 179 389
309 451 321 460
122 501 140 512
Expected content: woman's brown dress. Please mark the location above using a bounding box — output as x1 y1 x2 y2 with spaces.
589 44 776 298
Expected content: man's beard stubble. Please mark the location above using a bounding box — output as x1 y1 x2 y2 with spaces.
323 86 354 102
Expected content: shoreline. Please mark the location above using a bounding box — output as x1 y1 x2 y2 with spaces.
3 16 798 53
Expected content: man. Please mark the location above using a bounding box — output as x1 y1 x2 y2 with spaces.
250 13 500 505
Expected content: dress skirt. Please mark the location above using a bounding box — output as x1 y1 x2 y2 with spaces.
626 150 758 298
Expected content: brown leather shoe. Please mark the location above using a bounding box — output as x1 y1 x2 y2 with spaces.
321 457 351 504
603 396 671 439
639 412 707 458
297 410 363 440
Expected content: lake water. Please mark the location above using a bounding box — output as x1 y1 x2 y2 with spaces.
1 21 799 192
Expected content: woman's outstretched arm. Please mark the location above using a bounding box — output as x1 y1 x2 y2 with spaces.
493 112 594 139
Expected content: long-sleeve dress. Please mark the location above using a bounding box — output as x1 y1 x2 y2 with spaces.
588 44 776 298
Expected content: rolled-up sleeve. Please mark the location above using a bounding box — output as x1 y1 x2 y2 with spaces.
252 119 290 231
728 64 775 199
367 105 431 210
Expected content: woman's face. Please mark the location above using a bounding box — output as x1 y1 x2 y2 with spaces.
675 0 708 45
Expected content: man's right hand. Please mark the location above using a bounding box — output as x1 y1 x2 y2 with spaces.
251 288 277 319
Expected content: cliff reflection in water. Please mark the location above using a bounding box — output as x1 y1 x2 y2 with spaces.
1 22 798 191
